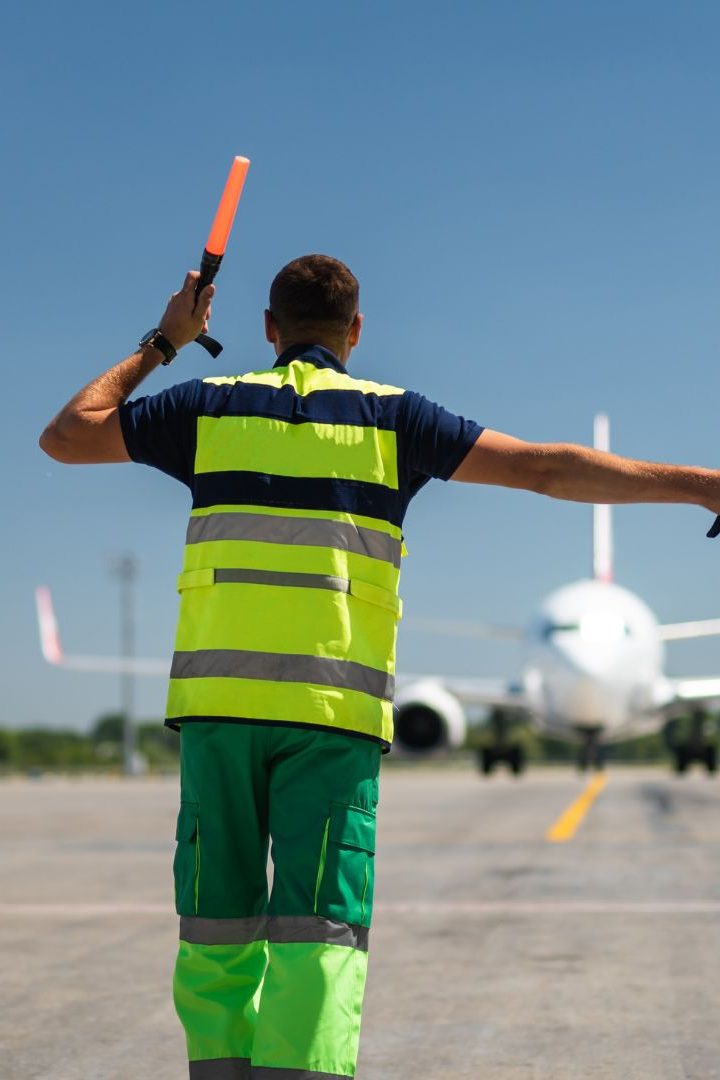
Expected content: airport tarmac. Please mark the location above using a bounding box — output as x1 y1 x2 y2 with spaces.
1 764 720 1080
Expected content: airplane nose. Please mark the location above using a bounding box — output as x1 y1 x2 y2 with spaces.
565 677 609 718
551 636 623 678
545 673 622 726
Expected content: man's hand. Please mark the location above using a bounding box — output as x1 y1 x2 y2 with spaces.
39 270 217 465
158 271 215 351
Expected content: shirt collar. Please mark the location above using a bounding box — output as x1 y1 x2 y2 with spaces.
273 343 348 374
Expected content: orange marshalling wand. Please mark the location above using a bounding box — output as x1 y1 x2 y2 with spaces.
205 155 250 256
195 155 251 357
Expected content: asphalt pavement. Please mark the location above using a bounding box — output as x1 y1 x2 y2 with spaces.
1 764 719 1080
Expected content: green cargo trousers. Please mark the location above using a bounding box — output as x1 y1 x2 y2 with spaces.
173 722 382 1080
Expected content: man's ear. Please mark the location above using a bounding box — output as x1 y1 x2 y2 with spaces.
348 312 363 348
264 308 278 344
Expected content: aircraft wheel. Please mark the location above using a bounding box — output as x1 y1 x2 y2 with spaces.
578 743 592 772
704 744 718 774
674 745 689 774
509 744 526 776
477 747 497 776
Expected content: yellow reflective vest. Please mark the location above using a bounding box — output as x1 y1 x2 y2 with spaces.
165 347 406 748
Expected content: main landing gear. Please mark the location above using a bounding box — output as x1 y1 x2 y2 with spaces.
577 728 606 772
475 709 526 776
477 743 526 776
670 712 718 775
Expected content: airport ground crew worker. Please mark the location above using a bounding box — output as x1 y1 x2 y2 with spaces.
40 255 720 1078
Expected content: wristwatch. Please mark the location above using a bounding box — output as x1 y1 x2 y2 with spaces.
138 328 178 366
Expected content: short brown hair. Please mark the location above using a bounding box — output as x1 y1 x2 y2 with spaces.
269 254 359 336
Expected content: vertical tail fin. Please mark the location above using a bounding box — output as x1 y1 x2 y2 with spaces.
34 585 169 674
35 586 64 665
593 414 613 583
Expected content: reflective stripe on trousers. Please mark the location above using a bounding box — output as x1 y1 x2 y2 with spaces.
180 915 369 952
189 1059 353 1079
189 1060 250 1079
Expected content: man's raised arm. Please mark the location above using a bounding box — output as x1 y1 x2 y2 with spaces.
452 429 720 517
39 272 213 465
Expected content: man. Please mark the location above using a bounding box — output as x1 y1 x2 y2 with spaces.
40 254 720 1079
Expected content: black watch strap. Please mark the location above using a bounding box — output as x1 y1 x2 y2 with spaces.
139 328 178 366
195 331 223 358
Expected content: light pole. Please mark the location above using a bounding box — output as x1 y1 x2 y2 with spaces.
110 554 138 775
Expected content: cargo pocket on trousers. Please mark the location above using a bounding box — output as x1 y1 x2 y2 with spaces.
315 802 377 928
173 801 200 915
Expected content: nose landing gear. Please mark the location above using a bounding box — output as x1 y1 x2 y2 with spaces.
577 728 606 772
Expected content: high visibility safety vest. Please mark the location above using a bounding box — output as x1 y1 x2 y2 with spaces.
165 346 407 748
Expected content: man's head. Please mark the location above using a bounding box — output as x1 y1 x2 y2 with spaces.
265 254 362 363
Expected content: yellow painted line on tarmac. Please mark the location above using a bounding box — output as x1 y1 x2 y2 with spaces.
545 773 608 843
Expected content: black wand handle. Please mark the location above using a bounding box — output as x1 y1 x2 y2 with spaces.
194 249 224 358
196 249 223 298
707 516 720 539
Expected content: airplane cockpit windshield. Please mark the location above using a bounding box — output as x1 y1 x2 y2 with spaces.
542 611 631 643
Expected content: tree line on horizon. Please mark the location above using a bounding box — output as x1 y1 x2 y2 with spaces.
0 714 180 771
0 712 712 772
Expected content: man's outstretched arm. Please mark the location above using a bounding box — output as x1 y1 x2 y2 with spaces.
39 272 213 464
452 429 720 515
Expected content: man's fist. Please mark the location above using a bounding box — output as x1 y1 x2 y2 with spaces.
158 271 215 351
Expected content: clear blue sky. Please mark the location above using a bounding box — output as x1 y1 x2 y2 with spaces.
4 0 720 730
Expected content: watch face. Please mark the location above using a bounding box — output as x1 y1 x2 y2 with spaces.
139 329 158 347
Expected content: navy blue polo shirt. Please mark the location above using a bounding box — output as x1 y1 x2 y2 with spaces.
119 345 483 524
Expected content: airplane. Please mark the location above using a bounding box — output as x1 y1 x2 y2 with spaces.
35 415 720 776
35 586 167 676
395 415 720 775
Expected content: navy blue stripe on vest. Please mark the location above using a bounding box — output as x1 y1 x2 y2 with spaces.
198 382 404 430
192 471 403 527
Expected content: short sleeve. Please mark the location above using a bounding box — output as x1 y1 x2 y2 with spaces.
396 390 484 503
118 379 203 487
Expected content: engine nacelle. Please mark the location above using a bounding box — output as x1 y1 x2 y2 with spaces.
393 680 466 752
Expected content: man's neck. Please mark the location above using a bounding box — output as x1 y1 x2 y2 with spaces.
275 340 348 365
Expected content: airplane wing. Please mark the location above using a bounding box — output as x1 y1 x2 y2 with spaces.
35 586 169 676
403 616 524 640
658 619 720 641
396 673 531 711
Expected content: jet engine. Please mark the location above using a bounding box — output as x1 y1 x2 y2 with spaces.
393 680 466 752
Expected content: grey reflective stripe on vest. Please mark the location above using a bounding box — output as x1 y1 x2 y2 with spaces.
214 568 350 592
179 914 368 952
268 916 369 952
187 511 402 569
180 915 266 945
171 649 395 701
252 1069 352 1080
189 1058 250 1079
